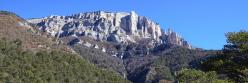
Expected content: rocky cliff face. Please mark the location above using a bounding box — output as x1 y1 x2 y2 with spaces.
28 11 191 49
166 28 192 49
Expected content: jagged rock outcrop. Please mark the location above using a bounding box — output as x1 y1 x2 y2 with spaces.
28 11 192 49
165 28 192 49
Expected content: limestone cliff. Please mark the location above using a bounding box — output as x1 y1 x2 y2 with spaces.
28 11 192 49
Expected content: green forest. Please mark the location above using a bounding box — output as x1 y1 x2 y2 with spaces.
0 38 129 83
0 30 247 83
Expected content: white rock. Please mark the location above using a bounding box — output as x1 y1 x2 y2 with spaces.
27 11 192 49
101 47 106 52
129 11 138 35
93 44 99 49
83 42 92 47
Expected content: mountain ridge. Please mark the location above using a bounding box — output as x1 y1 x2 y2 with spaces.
0 10 216 83
26 11 203 83
27 11 192 49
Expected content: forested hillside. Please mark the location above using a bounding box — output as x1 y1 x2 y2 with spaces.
0 38 129 83
0 11 129 83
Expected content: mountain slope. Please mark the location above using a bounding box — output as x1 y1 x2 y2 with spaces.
26 11 215 83
126 45 216 83
0 39 129 83
0 11 71 53
0 11 129 83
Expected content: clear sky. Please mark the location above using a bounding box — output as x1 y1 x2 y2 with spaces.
1 0 248 50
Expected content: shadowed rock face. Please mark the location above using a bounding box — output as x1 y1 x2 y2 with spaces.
27 11 192 49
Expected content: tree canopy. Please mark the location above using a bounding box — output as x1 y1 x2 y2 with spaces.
199 30 248 82
0 38 129 83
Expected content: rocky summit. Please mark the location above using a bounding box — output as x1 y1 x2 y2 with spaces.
28 11 192 49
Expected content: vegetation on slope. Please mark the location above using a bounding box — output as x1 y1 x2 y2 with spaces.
176 69 228 83
0 10 71 53
0 38 129 83
0 11 129 83
72 45 126 75
148 46 216 82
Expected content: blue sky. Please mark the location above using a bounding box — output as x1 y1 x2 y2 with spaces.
1 0 248 49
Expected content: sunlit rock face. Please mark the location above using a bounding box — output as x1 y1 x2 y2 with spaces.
28 11 192 49
165 28 192 49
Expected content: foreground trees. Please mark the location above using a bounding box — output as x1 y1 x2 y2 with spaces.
176 69 228 83
177 30 248 82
